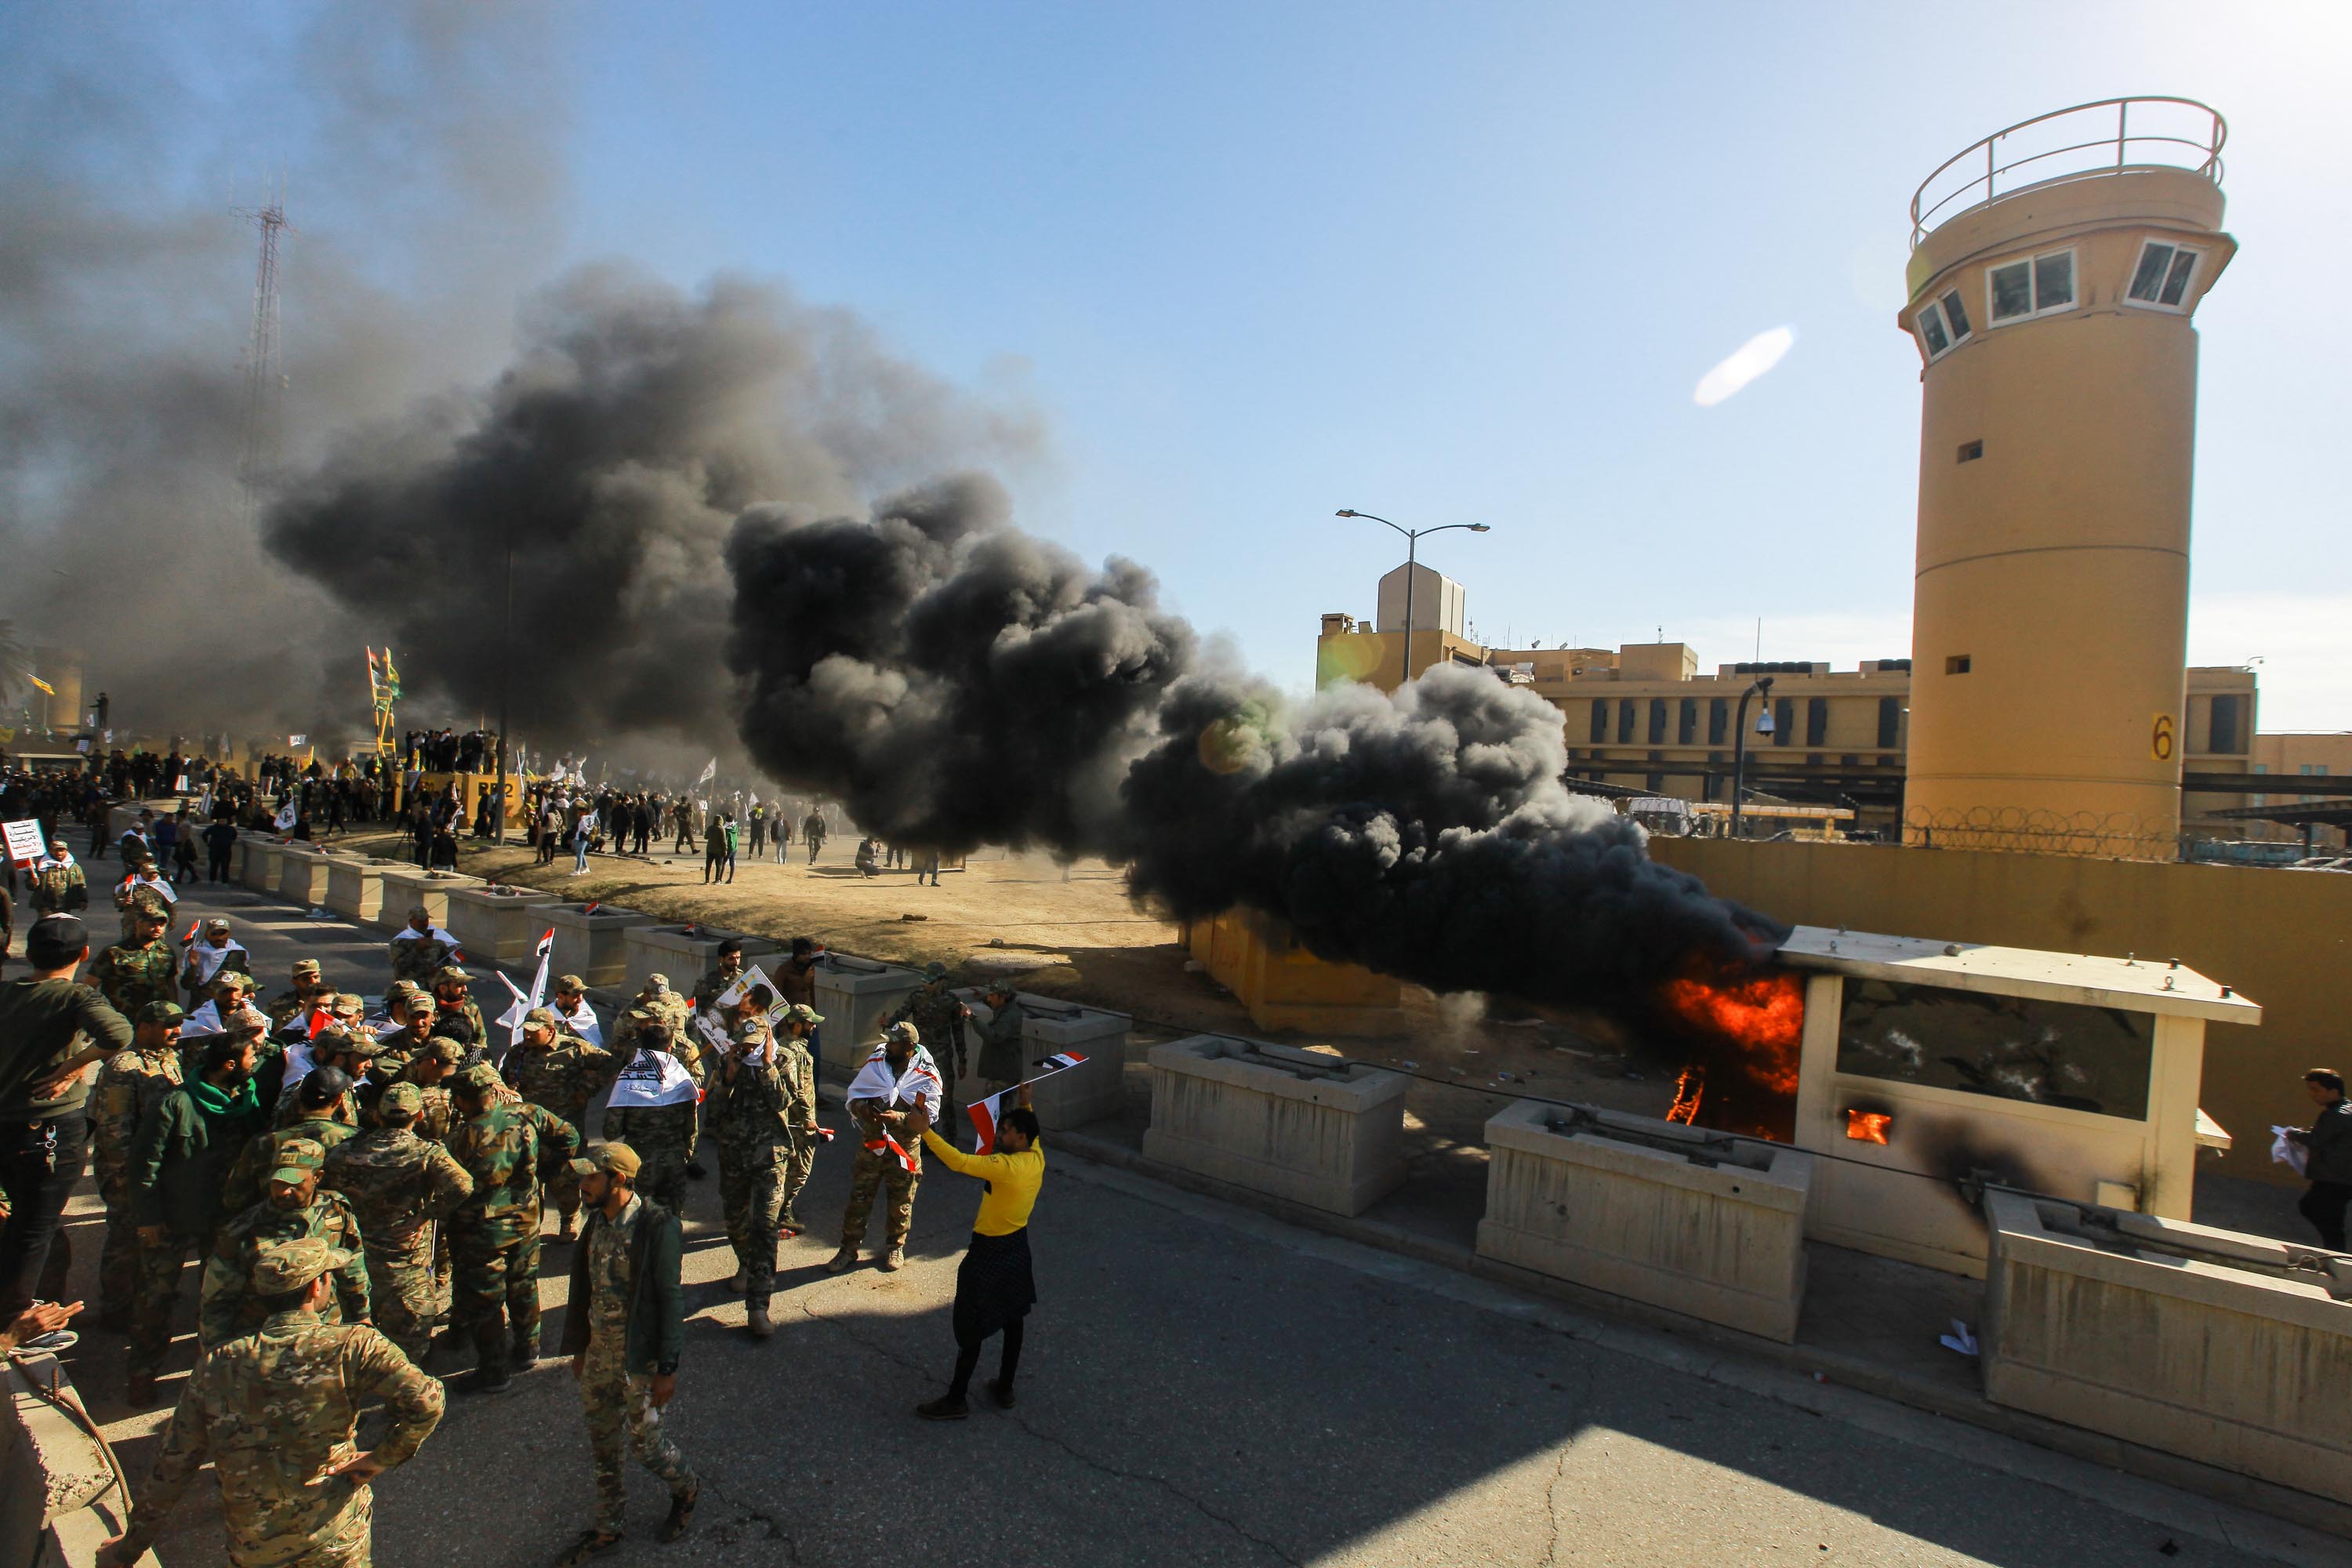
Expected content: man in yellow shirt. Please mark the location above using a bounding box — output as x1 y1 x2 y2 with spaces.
915 1102 1043 1421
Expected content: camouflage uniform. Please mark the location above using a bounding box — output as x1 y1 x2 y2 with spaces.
576 1192 696 1537
601 1047 702 1214
199 1171 372 1346
774 1033 819 1228
708 1019 793 1300
90 1029 184 1323
888 980 971 1115
322 1092 473 1363
30 858 87 916
114 877 174 942
506 1031 616 1223
838 1043 936 1257
973 993 1032 1091
111 1242 444 1568
88 933 179 1018
181 940 255 1007
445 1086 577 1374
222 1113 360 1223
427 993 490 1062
387 927 457 985
267 976 328 1033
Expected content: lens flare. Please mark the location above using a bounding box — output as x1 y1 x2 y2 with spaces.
1694 326 1796 407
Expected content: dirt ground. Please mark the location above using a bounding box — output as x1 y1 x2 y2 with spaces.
328 826 1690 1153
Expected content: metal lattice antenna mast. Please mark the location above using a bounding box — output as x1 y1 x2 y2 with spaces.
232 175 296 496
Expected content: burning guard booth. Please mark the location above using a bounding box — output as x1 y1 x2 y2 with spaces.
1776 927 2255 1277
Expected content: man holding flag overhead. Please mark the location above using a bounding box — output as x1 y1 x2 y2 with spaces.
916 1091 1044 1421
827 1020 939 1275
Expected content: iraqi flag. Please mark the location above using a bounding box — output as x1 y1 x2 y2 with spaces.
495 929 557 1046
865 1133 919 1174
965 1051 1089 1153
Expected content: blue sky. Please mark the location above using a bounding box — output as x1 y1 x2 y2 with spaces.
13 1 2349 726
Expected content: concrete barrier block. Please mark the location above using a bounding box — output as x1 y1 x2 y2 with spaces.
810 956 924 1083
622 925 779 1008
948 993 1128 1130
325 856 406 924
376 868 483 931
1984 1191 2352 1504
1143 1036 1407 1215
4 1356 114 1541
1475 1099 1813 1343
445 885 562 967
241 839 287 893
546 902 656 989
277 844 331 907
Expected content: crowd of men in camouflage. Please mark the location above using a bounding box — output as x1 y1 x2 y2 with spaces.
1 845 1054 1565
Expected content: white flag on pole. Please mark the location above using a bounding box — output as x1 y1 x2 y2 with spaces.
495 929 557 1047
697 756 717 786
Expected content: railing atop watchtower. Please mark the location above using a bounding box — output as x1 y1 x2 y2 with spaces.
1910 97 2227 250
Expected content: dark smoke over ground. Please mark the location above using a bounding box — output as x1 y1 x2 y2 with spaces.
0 4 570 742
728 488 1783 1001
265 268 1043 751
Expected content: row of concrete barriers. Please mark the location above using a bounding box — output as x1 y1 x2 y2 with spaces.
1138 1033 2351 1509
201 822 2352 1514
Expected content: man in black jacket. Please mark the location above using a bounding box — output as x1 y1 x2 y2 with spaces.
561 1142 698 1561
2288 1069 2352 1250
0 915 134 1315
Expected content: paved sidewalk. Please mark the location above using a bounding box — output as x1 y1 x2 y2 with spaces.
39 877 2348 1568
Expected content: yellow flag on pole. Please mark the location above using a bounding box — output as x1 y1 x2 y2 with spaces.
27 675 55 696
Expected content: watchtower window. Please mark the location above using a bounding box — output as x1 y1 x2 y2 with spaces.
1915 287 1973 362
2127 239 2201 311
1987 247 2076 325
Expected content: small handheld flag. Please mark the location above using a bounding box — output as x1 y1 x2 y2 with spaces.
965 1051 1090 1152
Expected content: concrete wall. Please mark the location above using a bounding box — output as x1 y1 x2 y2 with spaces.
546 902 655 990
1652 837 2347 1188
444 886 561 967
1478 1099 1813 1341
1984 1191 2352 1504
3 1353 140 1566
1143 1036 1407 1215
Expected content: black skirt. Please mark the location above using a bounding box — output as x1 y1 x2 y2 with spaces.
951 1227 1036 1343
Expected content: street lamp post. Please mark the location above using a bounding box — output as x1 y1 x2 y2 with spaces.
1335 510 1491 685
1730 676 1775 839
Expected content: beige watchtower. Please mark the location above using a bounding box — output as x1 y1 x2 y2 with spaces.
1899 99 2233 858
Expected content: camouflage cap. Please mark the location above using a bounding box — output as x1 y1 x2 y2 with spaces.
423 1036 466 1065
456 1062 503 1094
212 971 253 993
639 973 671 994
251 1236 353 1294
434 966 470 984
387 980 423 1002
884 1020 920 1046
405 905 432 922
269 1136 328 1184
922 960 949 981
556 974 586 993
378 1081 425 1116
328 1028 384 1059
204 916 233 933
136 1000 187 1025
779 1002 825 1027
292 958 322 975
568 1142 641 1181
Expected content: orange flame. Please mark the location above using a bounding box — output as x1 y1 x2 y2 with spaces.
1658 967 1804 1097
1665 1065 1704 1124
1845 1109 1893 1145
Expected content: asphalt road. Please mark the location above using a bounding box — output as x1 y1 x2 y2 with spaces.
49 873 2347 1568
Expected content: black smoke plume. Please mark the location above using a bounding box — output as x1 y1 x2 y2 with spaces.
727 492 1784 1003
263 267 1044 753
